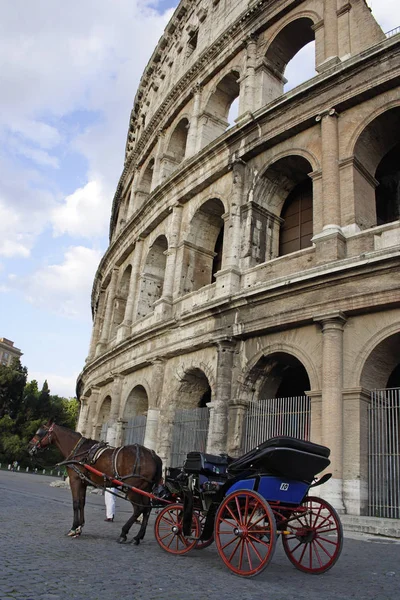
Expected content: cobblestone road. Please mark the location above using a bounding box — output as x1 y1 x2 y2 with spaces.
1 470 399 600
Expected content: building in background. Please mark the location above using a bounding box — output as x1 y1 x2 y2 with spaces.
77 0 400 522
0 338 23 367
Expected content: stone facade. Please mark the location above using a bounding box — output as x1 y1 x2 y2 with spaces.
77 0 400 517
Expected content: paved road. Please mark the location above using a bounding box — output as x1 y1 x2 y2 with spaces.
1 470 399 600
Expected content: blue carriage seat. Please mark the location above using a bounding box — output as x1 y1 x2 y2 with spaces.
227 436 330 484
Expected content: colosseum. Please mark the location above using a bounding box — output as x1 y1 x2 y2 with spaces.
77 0 400 524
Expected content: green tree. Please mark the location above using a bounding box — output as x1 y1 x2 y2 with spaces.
0 359 27 419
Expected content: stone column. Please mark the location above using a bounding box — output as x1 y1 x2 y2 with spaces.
240 35 257 117
207 341 236 455
127 237 145 324
106 374 124 447
153 130 166 189
155 203 183 318
308 390 323 446
312 109 345 261
96 267 119 355
143 408 161 451
186 84 202 157
89 386 101 439
227 399 248 457
342 387 370 515
87 291 104 361
215 159 245 294
314 311 347 510
321 0 340 70
116 239 144 341
76 396 89 436
337 1 351 60
126 169 139 220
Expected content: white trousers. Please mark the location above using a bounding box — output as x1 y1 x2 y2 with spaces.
104 488 117 518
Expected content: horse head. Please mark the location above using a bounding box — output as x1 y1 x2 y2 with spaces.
28 421 55 455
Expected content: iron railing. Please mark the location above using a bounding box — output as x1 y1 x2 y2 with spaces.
169 407 210 467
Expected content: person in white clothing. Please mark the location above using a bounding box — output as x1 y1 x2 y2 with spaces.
104 488 117 522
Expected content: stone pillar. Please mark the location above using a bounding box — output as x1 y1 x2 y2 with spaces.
320 0 340 71
126 169 139 220
76 396 89 436
342 387 370 515
153 130 166 189
337 1 351 60
314 311 347 511
154 203 183 318
215 159 245 294
308 390 323 446
240 36 257 117
312 109 346 261
126 237 145 325
87 291 104 361
89 387 101 439
186 84 202 157
106 375 124 447
207 341 236 455
96 268 119 355
116 239 144 341
143 408 161 451
156 404 175 469
227 399 248 457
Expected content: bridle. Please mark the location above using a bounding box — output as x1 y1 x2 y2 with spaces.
29 423 55 454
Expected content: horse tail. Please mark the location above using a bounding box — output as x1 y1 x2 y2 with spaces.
152 452 163 490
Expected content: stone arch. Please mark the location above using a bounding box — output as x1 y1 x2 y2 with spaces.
176 367 212 409
264 15 316 99
136 157 155 209
249 154 314 263
350 105 400 229
240 341 319 402
350 324 400 391
136 235 168 318
199 69 241 149
94 394 112 440
175 360 216 399
180 197 225 294
110 264 132 339
122 384 149 419
166 117 190 163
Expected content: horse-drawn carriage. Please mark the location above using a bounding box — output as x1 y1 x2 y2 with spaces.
154 436 343 577
28 423 342 578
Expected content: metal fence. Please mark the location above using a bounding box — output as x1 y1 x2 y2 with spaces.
169 407 210 467
99 423 108 442
123 416 147 446
368 388 400 519
243 396 311 453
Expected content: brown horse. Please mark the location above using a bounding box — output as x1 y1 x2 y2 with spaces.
28 421 163 544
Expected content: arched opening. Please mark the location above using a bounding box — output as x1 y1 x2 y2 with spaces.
265 18 315 101
243 353 311 451
247 155 313 266
122 385 148 445
279 178 313 256
180 198 225 295
136 158 155 209
200 71 240 148
353 107 400 230
137 235 168 318
161 118 190 181
170 368 211 466
360 332 400 519
110 265 132 339
97 395 111 441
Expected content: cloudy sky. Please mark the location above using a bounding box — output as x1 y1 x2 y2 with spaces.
0 1 397 398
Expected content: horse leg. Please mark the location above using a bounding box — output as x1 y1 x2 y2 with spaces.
132 506 151 546
118 501 142 544
68 474 84 537
78 483 87 529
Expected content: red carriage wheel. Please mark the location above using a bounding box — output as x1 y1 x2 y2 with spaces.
214 489 276 577
195 511 214 550
282 495 343 574
154 503 200 555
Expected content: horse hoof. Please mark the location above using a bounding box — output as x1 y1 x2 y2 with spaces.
67 526 82 537
134 539 140 546
118 536 127 544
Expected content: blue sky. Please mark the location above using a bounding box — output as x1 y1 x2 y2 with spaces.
0 1 396 398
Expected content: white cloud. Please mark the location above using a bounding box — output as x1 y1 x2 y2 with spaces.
29 371 78 399
52 180 110 239
24 246 103 319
